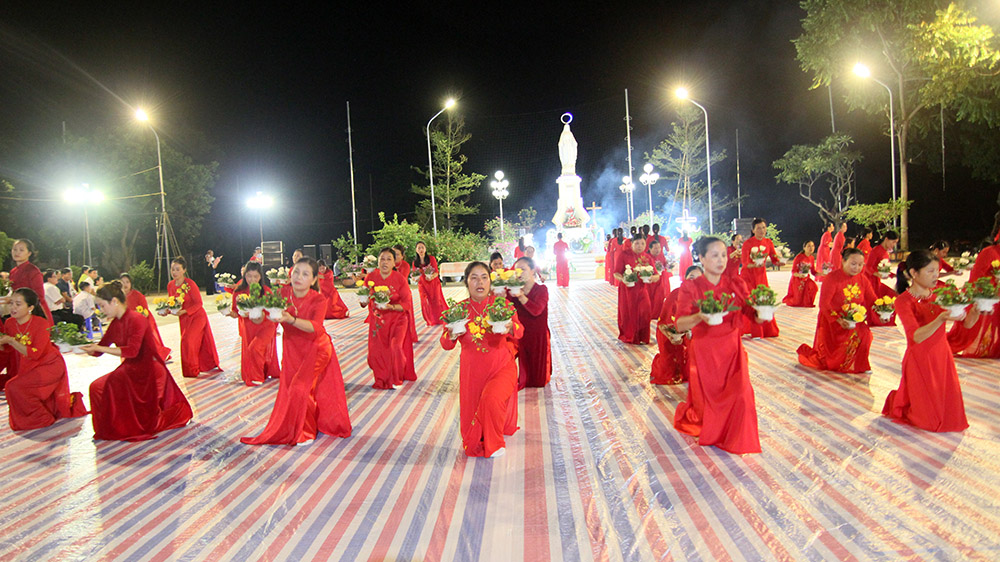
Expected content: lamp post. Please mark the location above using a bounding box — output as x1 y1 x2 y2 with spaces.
490 171 510 239
426 98 456 237
246 191 274 251
675 87 714 233
853 63 897 228
63 184 104 266
619 176 635 223
134 109 171 287
639 163 659 228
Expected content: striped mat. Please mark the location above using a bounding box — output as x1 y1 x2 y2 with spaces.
1 273 998 561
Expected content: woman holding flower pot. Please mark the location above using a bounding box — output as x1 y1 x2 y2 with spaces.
164 257 220 378
673 237 760 455
392 244 419 342
947 237 1000 358
797 248 877 373
413 241 448 327
364 248 416 389
440 262 523 458
740 218 783 338
883 250 974 432
613 233 656 345
510 257 550 389
230 262 280 386
651 265 703 385
783 241 818 308
0 288 87 431
863 231 900 327
318 260 350 319
242 257 352 445
84 282 191 440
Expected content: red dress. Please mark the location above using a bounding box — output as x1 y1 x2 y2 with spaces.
796 269 875 373
883 292 968 432
947 244 1000 358
673 275 761 454
863 245 897 326
514 246 525 259
646 250 670 318
678 238 694 279
606 239 620 285
89 309 192 440
231 284 280 386
125 289 171 361
363 270 416 389
816 230 833 280
723 244 742 281
857 238 872 258
10 262 52 323
553 240 570 287
783 253 818 307
319 270 350 319
168 278 220 377
647 234 668 252
740 237 780 338
615 248 653 344
242 287 352 445
831 231 846 271
3 315 87 430
512 283 551 388
440 296 523 457
415 256 448 326
650 288 689 385
395 261 419 341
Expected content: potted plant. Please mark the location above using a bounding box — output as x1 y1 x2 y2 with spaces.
746 284 778 321
485 297 516 334
357 281 373 307
440 299 469 338
263 291 289 320
695 290 739 326
362 255 378 274
371 285 391 310
48 322 90 354
621 265 638 288
933 280 971 319
839 302 867 330
965 277 999 313
872 296 895 323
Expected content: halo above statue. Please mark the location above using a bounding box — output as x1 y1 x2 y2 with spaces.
561 113 573 125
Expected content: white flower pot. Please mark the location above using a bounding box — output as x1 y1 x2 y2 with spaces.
704 312 726 326
169 307 181 315
375 301 389 310
877 311 893 322
57 342 72 354
72 345 88 354
424 273 434 280
754 305 776 321
624 281 636 288
753 258 765 267
265 307 285 320
639 275 653 284
248 306 264 320
508 286 523 297
492 286 507 295
238 308 249 317
447 320 468 337
364 267 375 274
878 271 890 279
974 298 999 313
358 295 369 306
945 304 968 320
268 277 278 285
666 332 685 345
843 320 857 330
490 319 512 334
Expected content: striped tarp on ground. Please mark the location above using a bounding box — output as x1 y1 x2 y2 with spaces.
1 274 998 561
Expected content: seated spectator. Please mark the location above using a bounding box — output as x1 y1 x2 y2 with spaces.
57 267 76 302
45 270 84 328
77 266 92 289
73 281 97 320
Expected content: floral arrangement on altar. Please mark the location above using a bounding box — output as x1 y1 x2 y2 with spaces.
485 297 516 334
362 255 378 272
266 267 289 284
356 281 374 306
48 322 89 353
153 295 184 314
877 259 891 278
635 265 656 282
965 277 999 312
215 294 232 312
621 265 639 287
933 281 972 319
215 272 236 286
695 290 740 326
872 296 895 321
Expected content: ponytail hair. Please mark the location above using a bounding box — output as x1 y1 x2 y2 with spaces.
96 280 127 304
897 249 936 293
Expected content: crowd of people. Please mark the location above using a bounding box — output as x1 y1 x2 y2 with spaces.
614 220 1000 455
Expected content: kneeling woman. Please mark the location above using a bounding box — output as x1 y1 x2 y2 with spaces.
797 248 876 374
364 248 416 389
441 262 523 458
673 237 761 455
1 289 87 430
883 250 974 432
242 257 351 445
84 282 192 440
783 240 818 308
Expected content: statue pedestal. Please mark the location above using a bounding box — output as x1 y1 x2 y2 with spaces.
551 174 590 231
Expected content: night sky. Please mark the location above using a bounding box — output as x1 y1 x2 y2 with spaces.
2 2 997 269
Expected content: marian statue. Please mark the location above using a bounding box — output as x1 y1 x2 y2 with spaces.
558 121 578 176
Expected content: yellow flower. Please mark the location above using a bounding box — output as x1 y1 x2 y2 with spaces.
875 298 884 306
992 259 1000 268
367 281 375 287
374 286 390 293
852 313 865 322
490 272 499 282
513 268 523 276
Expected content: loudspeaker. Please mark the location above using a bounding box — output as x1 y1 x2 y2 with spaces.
262 253 284 267
731 218 755 237
303 245 317 259
319 244 333 263
262 240 283 254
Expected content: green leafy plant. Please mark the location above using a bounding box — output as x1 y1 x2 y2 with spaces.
486 297 516 323
48 322 90 345
965 277 998 300
261 290 288 309
440 298 468 324
695 290 740 314
746 285 778 307
126 260 155 294
933 281 971 306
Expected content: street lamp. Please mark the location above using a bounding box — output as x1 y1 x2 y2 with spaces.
639 163 659 228
246 191 274 251
426 98 456 237
675 87 714 233
63 184 104 265
619 176 635 223
853 62 897 227
135 108 172 287
490 171 510 238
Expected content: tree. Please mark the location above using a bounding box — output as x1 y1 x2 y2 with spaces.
844 199 914 237
795 0 1000 248
645 106 735 236
773 133 862 226
411 114 484 231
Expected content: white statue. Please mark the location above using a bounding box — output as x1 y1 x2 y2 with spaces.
552 113 590 231
558 123 578 175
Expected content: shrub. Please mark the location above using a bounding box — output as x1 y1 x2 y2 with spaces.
432 229 489 263
127 260 155 294
366 213 424 261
